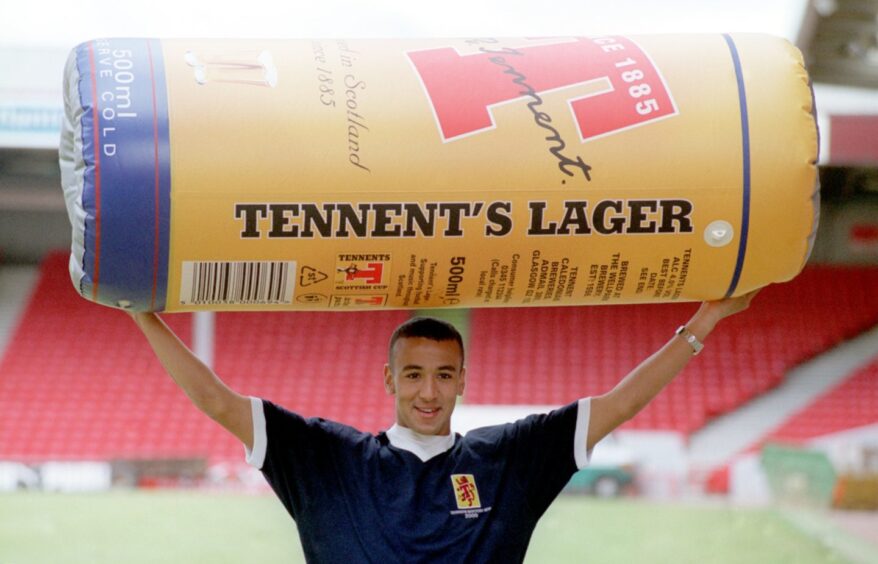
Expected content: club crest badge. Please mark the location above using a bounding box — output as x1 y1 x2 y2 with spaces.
451 474 481 509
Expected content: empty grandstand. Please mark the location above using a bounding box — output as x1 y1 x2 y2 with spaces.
2 3 878 560
1 253 877 480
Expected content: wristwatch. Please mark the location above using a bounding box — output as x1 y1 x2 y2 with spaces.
675 325 703 355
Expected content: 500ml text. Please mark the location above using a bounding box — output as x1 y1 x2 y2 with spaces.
442 257 466 305
95 41 140 157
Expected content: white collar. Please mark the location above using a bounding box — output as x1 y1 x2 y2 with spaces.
386 424 455 462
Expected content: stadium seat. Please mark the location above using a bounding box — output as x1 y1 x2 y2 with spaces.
1 256 876 464
0 253 406 464
761 357 878 444
466 265 878 435
213 309 407 434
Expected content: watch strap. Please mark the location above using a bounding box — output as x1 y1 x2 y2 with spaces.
675 325 703 355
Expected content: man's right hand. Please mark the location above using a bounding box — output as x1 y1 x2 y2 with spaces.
130 311 254 451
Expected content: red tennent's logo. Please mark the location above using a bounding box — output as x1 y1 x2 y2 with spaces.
334 255 390 290
408 37 677 184
339 262 383 284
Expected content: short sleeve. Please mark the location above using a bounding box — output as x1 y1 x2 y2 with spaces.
574 397 592 469
244 397 267 469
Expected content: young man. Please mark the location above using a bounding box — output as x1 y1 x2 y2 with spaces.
131 291 757 562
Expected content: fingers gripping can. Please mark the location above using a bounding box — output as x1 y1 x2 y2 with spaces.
60 35 819 312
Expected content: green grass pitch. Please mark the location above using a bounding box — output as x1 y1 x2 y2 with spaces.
0 491 864 563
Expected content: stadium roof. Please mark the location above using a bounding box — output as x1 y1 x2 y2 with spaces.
1 0 876 162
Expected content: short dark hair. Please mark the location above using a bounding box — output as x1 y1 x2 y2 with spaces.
388 316 465 365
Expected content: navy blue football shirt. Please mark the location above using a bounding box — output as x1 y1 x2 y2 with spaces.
246 397 591 563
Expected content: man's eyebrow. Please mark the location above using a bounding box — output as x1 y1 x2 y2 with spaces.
399 364 458 371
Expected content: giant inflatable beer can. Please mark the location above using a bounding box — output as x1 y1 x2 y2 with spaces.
60 35 819 312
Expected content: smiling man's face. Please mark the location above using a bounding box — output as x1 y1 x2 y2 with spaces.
384 336 466 436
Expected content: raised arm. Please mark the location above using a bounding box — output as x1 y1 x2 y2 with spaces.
586 290 759 451
130 312 253 450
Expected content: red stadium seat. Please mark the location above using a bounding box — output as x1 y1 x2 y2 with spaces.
0 253 406 464
213 309 407 435
1 256 877 463
762 358 878 444
466 265 878 435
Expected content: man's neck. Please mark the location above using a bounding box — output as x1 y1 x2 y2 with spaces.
386 423 455 462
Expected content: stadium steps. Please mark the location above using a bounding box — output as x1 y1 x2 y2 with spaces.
690 323 878 471
765 357 878 443
0 263 38 360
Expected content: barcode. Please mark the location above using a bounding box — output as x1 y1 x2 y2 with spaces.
180 261 296 305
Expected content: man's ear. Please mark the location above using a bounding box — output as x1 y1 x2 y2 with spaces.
384 363 395 395
457 366 466 396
